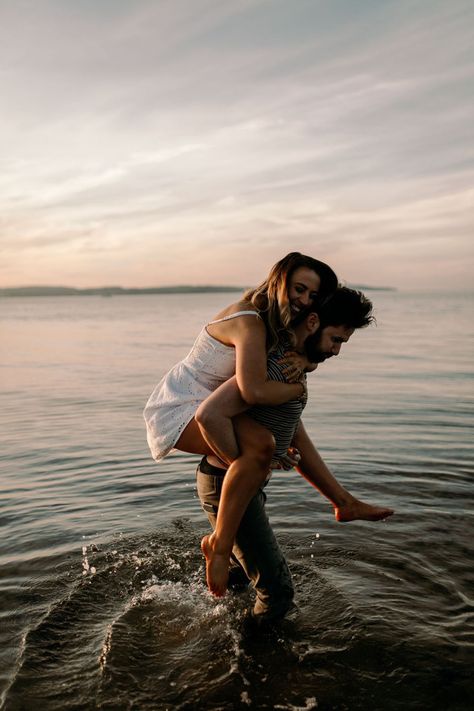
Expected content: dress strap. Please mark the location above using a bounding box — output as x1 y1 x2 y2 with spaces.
207 310 261 326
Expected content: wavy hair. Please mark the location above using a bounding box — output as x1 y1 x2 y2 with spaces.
304 287 374 362
244 252 338 351
317 287 374 329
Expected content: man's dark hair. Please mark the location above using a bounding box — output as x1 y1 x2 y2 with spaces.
302 287 374 362
317 286 374 329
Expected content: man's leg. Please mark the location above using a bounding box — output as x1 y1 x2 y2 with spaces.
196 457 294 622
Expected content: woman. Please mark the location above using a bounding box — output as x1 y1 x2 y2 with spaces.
144 252 338 595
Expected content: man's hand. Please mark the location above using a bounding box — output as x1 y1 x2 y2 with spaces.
272 447 302 470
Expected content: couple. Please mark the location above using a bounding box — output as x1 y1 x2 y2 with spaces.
144 252 393 623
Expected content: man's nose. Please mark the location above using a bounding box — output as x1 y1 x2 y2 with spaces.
332 344 341 356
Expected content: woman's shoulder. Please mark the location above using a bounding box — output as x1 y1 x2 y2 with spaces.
211 299 260 321
228 298 260 315
208 300 262 331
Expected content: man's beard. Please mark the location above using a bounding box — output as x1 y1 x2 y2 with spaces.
305 331 333 363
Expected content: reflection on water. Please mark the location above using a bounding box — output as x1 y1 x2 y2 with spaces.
2 524 472 710
1 292 473 709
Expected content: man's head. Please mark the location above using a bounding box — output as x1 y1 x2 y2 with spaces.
302 287 374 363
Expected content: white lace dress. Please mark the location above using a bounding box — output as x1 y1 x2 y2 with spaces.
143 311 260 461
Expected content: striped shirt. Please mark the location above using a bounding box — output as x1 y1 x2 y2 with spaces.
247 343 307 459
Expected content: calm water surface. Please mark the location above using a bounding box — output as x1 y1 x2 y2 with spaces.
1 291 473 710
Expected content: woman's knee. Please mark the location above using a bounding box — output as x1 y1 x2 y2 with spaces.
194 401 207 427
195 400 217 429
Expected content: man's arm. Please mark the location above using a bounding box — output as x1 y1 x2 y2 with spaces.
292 421 394 522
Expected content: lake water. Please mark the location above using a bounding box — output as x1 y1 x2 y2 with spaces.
1 291 473 710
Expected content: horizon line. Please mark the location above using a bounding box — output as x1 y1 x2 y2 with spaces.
0 283 398 296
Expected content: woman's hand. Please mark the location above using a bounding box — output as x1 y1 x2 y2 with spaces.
278 351 310 382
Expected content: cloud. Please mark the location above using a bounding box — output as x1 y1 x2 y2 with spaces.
0 0 473 288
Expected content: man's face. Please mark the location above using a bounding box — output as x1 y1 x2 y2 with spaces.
310 324 355 362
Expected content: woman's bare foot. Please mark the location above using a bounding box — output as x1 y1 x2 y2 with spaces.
201 534 230 597
335 498 394 522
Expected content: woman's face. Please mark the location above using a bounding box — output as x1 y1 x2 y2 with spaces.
287 266 321 319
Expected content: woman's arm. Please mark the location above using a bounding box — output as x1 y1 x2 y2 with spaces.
230 316 305 405
193 311 304 465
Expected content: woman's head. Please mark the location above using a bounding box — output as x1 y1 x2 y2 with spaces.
244 252 338 350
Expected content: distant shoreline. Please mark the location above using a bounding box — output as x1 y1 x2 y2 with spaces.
0 284 397 297
0 286 244 297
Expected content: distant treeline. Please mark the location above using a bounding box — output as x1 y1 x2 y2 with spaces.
0 286 245 297
0 284 396 297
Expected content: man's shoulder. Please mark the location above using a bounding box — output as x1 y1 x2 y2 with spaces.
267 340 290 360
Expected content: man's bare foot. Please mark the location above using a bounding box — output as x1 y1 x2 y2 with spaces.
201 534 230 597
335 498 394 522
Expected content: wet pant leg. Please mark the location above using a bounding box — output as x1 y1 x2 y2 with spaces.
196 458 294 621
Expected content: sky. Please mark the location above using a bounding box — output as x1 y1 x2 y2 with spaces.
1 0 473 290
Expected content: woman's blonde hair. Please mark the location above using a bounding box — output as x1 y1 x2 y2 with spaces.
244 252 338 351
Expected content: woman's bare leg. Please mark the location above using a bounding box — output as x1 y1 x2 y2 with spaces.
195 376 249 465
176 378 248 466
292 421 394 522
201 414 275 597
174 418 218 458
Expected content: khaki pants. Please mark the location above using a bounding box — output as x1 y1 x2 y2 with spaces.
196 457 294 621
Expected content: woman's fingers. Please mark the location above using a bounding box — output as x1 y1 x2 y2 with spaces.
278 352 307 382
278 358 303 382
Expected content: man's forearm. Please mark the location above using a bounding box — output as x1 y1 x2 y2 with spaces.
292 421 352 508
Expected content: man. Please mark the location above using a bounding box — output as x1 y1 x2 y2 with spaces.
196 287 393 624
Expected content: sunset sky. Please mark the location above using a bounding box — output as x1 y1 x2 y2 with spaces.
1 0 472 290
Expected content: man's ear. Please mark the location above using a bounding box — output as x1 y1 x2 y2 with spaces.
306 312 320 334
